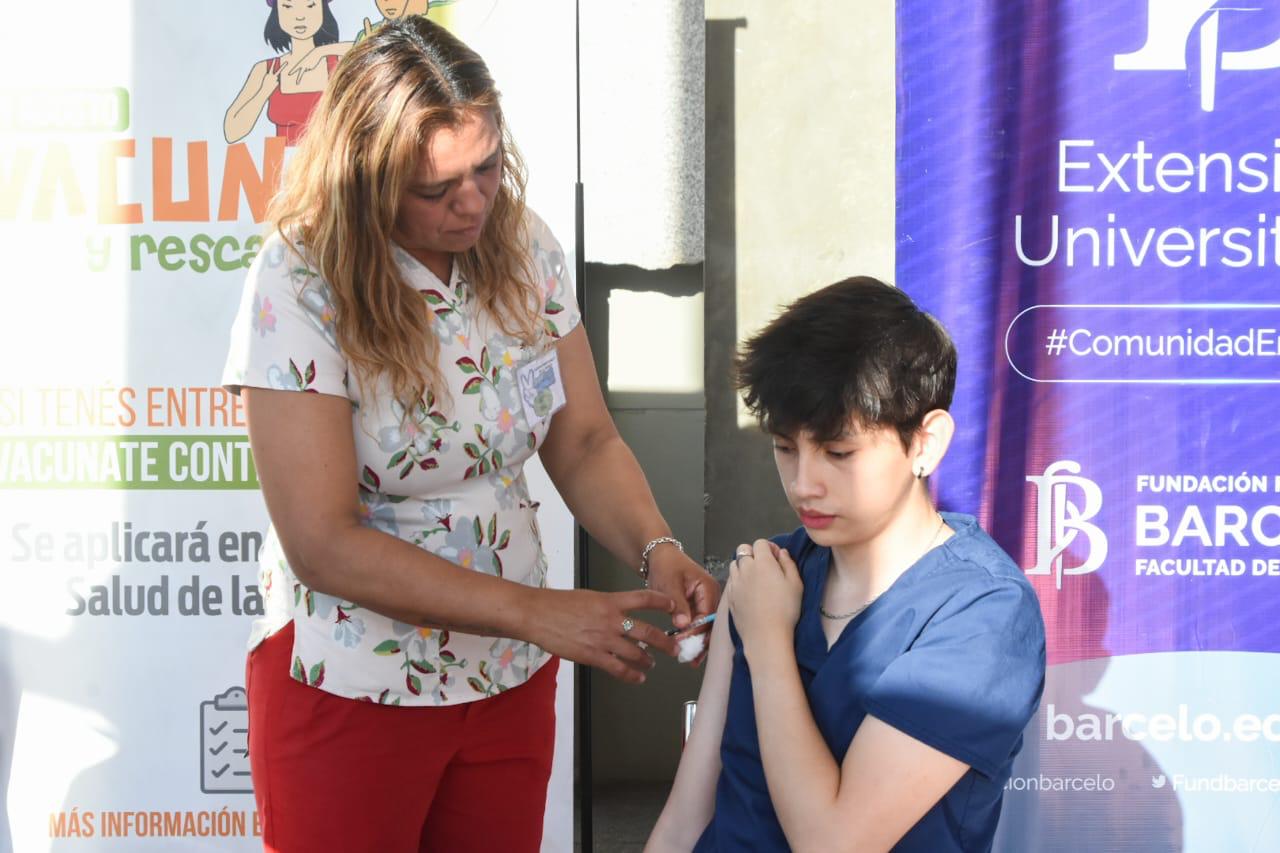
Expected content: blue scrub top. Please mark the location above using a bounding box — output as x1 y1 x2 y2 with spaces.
694 513 1046 852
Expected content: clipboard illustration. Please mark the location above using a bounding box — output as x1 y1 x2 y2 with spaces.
200 686 252 794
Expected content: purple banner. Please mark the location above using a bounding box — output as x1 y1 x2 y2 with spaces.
898 1 1280 849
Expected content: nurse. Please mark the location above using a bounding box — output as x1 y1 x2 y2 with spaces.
225 18 717 851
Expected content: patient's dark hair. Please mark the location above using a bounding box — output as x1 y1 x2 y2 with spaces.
734 276 956 449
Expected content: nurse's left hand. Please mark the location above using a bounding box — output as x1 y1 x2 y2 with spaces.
647 549 720 662
728 539 802 656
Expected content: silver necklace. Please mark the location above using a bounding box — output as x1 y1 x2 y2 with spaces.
818 594 883 622
819 513 948 620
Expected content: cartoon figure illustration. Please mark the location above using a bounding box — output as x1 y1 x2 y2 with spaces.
356 0 456 42
224 0 349 146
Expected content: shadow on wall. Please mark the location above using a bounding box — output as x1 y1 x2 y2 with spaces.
583 260 709 791
703 16 797 566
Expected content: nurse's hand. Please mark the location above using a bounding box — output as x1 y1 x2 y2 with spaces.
727 539 802 658
523 587 680 684
645 547 720 639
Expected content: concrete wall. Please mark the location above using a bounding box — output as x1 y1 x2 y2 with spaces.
579 0 711 789
704 1 896 564
583 262 707 784
583 0 896 789
580 1 705 268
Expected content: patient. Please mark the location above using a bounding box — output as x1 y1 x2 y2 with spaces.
648 277 1047 852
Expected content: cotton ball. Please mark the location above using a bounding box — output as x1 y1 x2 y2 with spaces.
676 632 707 663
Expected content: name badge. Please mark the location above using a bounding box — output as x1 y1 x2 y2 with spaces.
516 348 567 426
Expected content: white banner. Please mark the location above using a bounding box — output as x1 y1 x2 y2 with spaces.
0 2 577 850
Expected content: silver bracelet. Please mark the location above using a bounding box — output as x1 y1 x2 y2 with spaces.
639 536 683 587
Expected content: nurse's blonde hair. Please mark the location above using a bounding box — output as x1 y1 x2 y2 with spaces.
268 16 541 406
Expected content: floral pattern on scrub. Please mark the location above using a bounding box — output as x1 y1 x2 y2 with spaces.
222 211 579 706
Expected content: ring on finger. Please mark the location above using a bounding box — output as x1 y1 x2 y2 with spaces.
621 617 635 634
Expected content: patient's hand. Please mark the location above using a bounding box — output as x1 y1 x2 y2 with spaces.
727 539 801 658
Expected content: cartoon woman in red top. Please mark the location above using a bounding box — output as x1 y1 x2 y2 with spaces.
224 0 350 146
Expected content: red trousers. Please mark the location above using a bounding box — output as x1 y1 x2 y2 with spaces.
246 621 559 852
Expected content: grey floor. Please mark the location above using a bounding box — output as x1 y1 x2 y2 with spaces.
574 782 672 853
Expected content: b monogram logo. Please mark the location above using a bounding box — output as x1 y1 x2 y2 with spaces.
1026 461 1109 589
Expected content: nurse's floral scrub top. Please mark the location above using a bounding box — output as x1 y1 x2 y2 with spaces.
223 211 580 706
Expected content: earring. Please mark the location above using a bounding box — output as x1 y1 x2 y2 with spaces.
915 466 925 480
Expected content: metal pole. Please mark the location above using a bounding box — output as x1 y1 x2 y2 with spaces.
573 3 592 851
